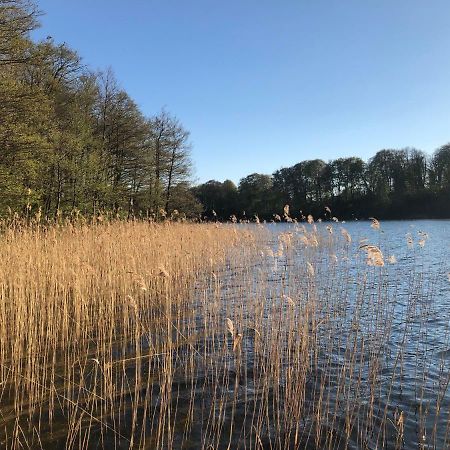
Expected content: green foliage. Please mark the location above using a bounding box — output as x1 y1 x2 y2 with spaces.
1 1 449 221
0 1 197 219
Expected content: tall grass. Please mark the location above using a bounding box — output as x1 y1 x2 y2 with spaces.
0 218 448 449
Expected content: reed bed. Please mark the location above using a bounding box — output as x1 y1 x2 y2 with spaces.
0 219 448 449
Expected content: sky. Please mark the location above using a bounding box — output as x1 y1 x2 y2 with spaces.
32 0 450 185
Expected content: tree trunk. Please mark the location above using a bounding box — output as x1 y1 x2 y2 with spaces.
165 148 176 212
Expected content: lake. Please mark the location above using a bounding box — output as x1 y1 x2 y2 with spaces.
251 219 450 449
179 219 450 449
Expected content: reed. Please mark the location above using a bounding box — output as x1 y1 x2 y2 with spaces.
0 217 448 449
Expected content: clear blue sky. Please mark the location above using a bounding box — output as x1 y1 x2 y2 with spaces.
32 0 450 185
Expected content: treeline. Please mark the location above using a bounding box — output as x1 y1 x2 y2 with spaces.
0 0 201 219
2 2 449 223
194 146 450 221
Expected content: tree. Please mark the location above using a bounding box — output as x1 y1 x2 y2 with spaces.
168 183 203 219
0 0 39 66
238 173 274 219
331 157 366 199
163 118 191 212
0 0 51 214
405 148 427 191
430 144 450 190
193 179 239 219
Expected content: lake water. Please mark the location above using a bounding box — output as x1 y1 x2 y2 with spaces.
256 219 450 449
184 219 450 449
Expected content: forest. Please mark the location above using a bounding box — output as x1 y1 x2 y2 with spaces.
0 0 200 220
1 0 449 222
195 146 450 221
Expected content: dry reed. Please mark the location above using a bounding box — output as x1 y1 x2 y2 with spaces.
0 218 448 449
